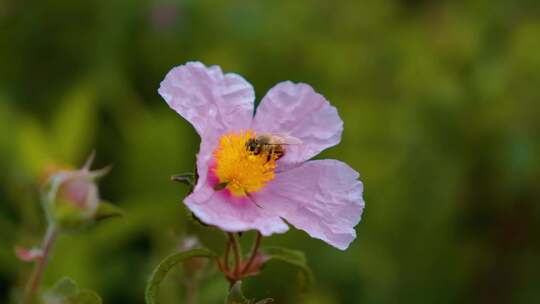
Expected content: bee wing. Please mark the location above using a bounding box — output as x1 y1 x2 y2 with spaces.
270 133 303 145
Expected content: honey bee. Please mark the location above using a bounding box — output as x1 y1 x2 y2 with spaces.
245 133 303 162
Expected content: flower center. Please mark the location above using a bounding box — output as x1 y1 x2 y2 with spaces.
212 130 278 197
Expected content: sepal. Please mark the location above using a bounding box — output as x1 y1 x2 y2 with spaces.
14 246 43 262
261 247 314 288
42 277 102 304
93 201 124 222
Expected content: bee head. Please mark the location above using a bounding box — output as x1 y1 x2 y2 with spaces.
245 138 260 154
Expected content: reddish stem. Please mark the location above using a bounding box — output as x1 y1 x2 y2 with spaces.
185 280 197 304
223 236 232 272
241 232 262 275
228 233 241 277
22 225 58 304
215 257 225 273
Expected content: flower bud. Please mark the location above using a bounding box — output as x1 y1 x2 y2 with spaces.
41 154 110 230
15 246 43 262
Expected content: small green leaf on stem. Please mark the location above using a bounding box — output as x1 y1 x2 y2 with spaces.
145 248 217 304
43 277 102 304
262 247 315 287
46 277 78 298
75 290 102 304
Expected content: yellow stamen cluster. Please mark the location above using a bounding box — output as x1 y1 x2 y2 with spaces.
213 130 278 197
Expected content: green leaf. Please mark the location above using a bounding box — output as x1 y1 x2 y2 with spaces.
43 277 102 304
145 248 217 304
94 201 124 222
74 290 102 304
52 84 97 164
47 277 78 298
262 247 315 287
18 117 54 176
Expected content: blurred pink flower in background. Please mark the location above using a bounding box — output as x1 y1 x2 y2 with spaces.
150 1 181 30
159 62 365 250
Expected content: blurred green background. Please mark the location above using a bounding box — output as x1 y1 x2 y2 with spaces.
1 0 540 303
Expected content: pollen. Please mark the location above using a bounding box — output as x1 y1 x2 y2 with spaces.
213 130 278 197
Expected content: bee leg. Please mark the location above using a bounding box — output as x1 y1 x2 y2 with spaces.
266 146 275 162
275 150 284 160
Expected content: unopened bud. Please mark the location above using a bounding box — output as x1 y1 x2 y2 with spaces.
15 246 43 262
42 153 110 230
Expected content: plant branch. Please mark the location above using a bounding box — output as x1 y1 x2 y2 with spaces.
228 233 241 277
223 236 232 272
242 231 262 275
22 224 58 304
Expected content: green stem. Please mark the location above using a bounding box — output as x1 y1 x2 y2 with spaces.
22 224 58 304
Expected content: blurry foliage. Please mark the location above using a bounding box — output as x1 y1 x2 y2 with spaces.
1 0 540 303
42 277 102 304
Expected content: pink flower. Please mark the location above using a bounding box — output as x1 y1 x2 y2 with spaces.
159 62 364 250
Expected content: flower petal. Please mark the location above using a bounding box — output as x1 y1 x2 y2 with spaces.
159 61 255 140
252 81 343 164
258 159 364 250
184 182 289 236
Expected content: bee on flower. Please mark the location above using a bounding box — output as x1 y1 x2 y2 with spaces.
159 62 365 250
